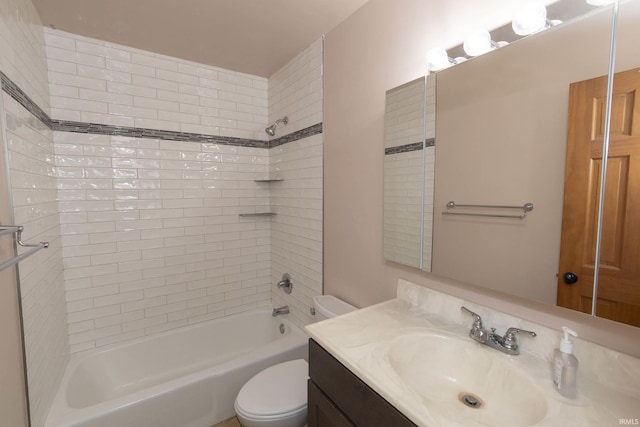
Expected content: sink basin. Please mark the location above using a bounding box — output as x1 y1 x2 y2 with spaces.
387 333 547 427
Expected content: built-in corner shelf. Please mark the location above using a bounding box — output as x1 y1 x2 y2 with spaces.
241 177 282 217
239 212 277 217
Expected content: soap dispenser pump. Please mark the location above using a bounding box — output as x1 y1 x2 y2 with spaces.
552 326 579 398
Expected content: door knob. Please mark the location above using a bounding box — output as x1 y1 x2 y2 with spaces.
562 272 578 285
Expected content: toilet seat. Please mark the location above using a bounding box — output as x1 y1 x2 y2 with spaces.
235 359 308 419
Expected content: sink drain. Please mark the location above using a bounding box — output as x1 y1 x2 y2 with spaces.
458 392 483 409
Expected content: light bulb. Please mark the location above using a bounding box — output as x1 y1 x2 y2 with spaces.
463 30 494 57
426 47 452 71
512 1 548 35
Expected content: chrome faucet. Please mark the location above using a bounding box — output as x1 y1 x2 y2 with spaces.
461 306 536 355
272 305 289 317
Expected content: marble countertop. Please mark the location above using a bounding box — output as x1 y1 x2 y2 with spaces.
305 281 640 427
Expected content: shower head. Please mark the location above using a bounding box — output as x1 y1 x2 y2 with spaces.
265 116 288 136
265 125 276 136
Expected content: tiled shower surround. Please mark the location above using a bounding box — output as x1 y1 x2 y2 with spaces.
40 29 324 352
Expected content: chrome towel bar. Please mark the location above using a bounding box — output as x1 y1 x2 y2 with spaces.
0 225 49 272
442 201 534 219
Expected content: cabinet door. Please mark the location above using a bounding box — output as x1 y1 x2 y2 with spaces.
308 380 355 427
309 340 417 427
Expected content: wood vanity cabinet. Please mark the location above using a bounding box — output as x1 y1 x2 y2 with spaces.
308 339 417 427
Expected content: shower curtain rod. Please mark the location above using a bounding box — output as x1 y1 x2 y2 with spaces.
0 225 49 272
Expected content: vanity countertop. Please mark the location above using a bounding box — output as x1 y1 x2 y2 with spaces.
305 280 640 427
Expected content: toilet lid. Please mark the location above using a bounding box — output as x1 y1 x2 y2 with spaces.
236 359 308 417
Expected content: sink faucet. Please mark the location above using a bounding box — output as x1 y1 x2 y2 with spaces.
272 305 289 317
461 307 536 355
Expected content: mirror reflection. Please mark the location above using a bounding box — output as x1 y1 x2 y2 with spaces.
383 77 432 270
432 3 613 305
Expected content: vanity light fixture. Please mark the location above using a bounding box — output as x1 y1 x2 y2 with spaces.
426 48 469 71
463 30 497 56
427 47 454 71
512 1 564 36
512 1 549 35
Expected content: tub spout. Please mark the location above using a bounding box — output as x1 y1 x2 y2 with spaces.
272 306 289 316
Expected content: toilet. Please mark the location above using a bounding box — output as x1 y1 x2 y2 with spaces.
234 295 357 427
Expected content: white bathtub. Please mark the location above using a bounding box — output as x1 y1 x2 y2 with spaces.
45 308 308 427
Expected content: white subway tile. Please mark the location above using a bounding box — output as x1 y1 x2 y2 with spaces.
121 315 167 333
93 291 143 308
131 52 179 71
94 310 144 329
121 295 166 313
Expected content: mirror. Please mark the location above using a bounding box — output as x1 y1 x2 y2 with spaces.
432 3 614 304
384 0 640 327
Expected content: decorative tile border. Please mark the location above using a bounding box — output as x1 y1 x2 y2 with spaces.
385 138 435 155
1 71 320 148
269 123 323 147
50 119 271 148
0 71 52 127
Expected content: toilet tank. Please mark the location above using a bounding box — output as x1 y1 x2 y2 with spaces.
312 295 357 322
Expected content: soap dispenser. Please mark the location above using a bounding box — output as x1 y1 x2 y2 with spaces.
552 326 579 398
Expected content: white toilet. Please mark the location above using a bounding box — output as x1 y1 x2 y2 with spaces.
234 295 357 427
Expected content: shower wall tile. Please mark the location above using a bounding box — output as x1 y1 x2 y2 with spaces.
268 38 323 136
263 39 323 326
2 96 67 427
0 0 50 114
270 134 323 327
44 29 269 141
55 132 272 351
268 39 324 328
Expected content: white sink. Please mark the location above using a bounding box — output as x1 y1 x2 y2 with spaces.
387 332 548 427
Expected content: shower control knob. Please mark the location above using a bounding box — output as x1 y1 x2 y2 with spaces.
562 272 578 285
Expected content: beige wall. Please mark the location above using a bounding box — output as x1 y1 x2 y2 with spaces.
323 0 640 357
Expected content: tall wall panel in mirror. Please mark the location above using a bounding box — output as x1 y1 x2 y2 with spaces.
431 6 613 306
383 77 429 270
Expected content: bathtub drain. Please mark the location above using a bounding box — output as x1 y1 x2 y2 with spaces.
279 323 285 334
458 392 483 409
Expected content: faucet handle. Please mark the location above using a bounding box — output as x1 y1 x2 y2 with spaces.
461 306 483 330
504 327 537 348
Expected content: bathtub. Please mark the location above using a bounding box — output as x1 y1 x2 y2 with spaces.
45 308 308 427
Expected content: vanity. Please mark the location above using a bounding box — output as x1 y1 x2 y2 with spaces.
305 280 640 427
307 339 416 427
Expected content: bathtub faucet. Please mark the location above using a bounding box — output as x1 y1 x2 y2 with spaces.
272 306 289 317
